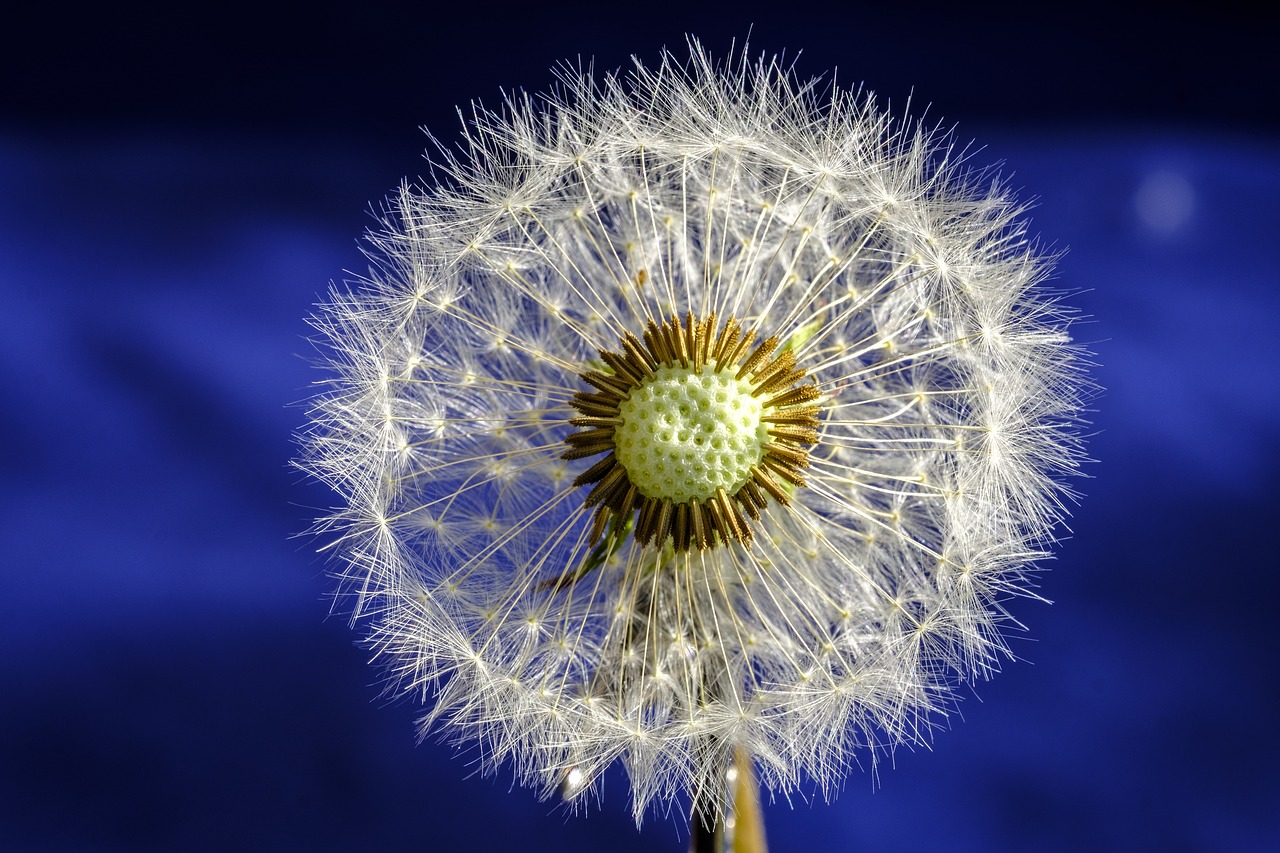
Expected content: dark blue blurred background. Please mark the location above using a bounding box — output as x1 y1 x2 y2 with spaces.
3 3 1277 851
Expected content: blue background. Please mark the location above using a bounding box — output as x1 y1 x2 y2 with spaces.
2 3 1277 850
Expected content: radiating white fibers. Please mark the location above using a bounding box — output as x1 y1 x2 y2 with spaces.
297 39 1089 826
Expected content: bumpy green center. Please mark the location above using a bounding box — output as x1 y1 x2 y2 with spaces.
614 363 769 503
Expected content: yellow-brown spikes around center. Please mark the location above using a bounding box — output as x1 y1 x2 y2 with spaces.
563 312 821 552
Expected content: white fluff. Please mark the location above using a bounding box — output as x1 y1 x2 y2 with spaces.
298 38 1088 825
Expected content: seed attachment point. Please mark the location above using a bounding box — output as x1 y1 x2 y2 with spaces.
564 313 820 551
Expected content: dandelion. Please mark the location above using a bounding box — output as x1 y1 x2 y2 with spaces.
299 38 1086 844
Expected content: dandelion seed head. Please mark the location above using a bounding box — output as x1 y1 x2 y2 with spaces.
298 37 1089 826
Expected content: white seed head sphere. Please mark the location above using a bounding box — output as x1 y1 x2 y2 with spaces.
299 39 1088 825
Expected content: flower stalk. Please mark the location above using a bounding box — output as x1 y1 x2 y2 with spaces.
691 750 766 853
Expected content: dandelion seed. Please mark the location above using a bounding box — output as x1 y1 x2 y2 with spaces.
298 37 1088 840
